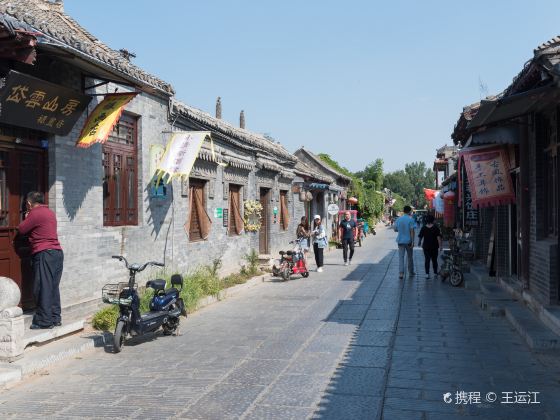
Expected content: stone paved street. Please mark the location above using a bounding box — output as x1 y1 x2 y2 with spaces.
1 226 560 419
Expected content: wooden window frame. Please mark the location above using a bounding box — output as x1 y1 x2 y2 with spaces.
228 184 242 236
279 189 289 231
188 179 207 242
103 113 138 227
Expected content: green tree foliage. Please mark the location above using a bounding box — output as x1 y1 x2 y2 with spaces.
405 162 435 208
383 162 435 208
318 154 385 223
355 159 384 190
383 170 414 202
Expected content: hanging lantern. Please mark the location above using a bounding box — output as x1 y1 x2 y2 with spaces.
306 191 313 201
443 191 456 227
299 191 306 201
333 194 339 202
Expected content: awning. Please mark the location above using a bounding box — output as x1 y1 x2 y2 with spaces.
471 125 519 145
458 146 515 207
308 183 330 190
467 85 558 129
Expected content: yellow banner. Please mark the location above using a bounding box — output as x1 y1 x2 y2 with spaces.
76 92 137 148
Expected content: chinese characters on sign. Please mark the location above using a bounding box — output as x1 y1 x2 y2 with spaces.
461 147 515 207
462 166 479 227
0 70 91 135
156 132 211 183
76 92 137 148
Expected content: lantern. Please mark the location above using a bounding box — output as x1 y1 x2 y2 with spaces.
443 191 456 227
306 191 313 201
299 191 306 201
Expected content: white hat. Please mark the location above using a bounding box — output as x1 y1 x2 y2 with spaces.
313 214 321 220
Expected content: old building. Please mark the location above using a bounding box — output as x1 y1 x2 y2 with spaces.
169 99 302 264
0 1 305 328
450 35 560 331
294 147 351 240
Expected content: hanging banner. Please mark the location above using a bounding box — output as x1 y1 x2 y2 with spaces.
76 92 137 148
462 165 479 227
460 146 515 207
156 131 210 183
0 70 91 135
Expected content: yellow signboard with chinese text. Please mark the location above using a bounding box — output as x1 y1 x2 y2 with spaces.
76 92 137 148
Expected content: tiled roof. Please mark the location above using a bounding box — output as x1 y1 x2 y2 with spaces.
171 99 297 163
295 147 352 183
294 159 333 183
0 0 174 95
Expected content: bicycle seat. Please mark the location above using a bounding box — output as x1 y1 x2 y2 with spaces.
286 250 293 255
146 279 166 291
279 251 286 255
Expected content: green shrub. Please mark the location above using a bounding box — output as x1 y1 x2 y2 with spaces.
91 305 119 331
243 249 259 275
92 258 263 331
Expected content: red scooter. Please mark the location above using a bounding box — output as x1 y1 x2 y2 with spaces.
272 238 310 281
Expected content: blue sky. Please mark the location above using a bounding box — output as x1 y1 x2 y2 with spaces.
66 0 560 172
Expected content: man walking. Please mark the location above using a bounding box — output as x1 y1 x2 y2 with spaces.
395 205 415 279
17 192 64 329
338 211 357 266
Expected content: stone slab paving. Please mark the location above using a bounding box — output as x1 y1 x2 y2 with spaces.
1 226 560 419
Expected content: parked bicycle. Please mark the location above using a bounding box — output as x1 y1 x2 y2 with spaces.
438 232 474 287
102 256 187 353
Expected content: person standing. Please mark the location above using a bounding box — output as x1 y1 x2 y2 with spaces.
338 211 357 266
394 205 415 279
312 215 326 272
418 214 443 279
296 216 310 263
17 192 64 329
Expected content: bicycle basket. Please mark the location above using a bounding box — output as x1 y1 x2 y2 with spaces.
102 283 136 305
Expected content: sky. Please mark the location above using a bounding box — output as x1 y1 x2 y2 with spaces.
65 0 560 173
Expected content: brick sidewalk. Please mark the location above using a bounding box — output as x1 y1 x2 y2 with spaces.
1 226 559 419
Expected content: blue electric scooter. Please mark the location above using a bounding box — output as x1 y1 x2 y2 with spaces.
102 255 187 353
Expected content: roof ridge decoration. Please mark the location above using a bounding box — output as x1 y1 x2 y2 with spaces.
0 0 174 95
171 99 297 163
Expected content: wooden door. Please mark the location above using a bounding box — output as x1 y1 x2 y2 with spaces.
259 188 270 254
0 146 46 309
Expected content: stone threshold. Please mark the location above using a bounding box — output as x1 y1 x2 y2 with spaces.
0 272 269 390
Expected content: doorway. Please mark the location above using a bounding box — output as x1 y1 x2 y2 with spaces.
0 144 46 309
259 188 270 254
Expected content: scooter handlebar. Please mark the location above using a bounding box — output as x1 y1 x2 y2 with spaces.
112 255 129 268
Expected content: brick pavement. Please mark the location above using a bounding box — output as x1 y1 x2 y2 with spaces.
1 226 560 419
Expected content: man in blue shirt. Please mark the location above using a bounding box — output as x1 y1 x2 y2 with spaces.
395 205 415 279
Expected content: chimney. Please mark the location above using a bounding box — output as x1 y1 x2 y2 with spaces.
216 97 222 119
240 110 245 129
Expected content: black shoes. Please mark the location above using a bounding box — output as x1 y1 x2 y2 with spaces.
30 321 61 330
30 323 53 330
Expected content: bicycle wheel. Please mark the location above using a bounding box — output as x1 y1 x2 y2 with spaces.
113 320 126 353
449 270 463 287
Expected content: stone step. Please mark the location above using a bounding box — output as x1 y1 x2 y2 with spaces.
504 304 560 351
23 318 85 348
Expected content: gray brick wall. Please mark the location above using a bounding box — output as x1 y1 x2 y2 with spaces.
42 76 306 319
527 112 558 305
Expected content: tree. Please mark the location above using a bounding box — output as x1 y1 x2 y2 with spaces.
383 170 415 204
355 159 384 190
404 162 435 208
